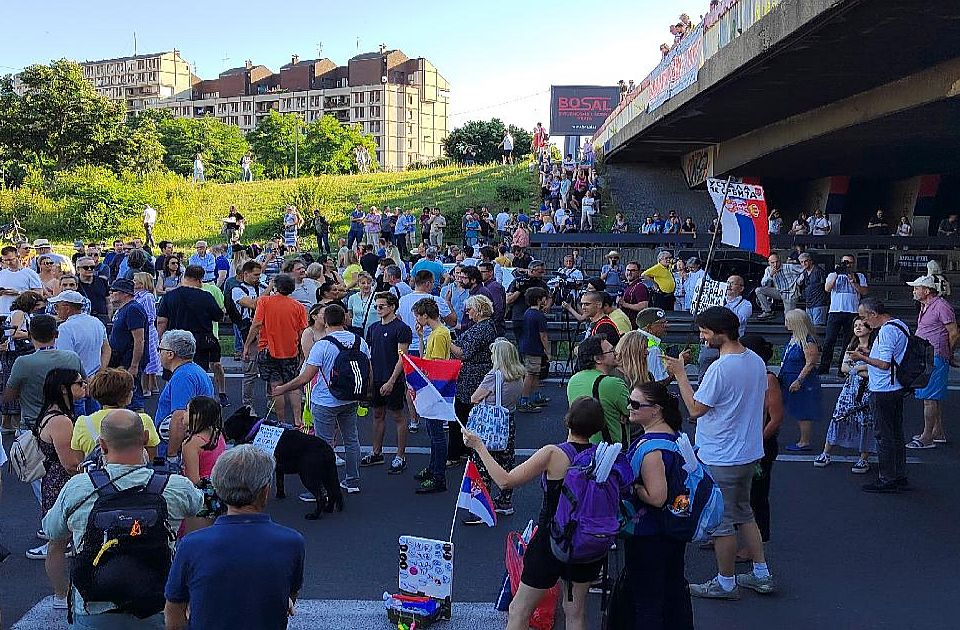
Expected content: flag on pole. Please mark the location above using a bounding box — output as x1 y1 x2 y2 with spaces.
707 178 771 257
456 460 497 527
402 354 461 423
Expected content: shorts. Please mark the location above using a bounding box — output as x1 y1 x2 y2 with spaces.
258 350 299 384
502 148 513 157
916 355 948 401
370 379 406 411
523 354 548 378
706 462 757 536
193 333 222 371
520 527 603 589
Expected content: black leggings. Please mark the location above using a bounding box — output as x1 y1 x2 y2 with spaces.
751 436 778 542
448 399 473 461
624 534 693 630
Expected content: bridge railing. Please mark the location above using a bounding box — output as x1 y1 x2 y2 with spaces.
593 0 782 151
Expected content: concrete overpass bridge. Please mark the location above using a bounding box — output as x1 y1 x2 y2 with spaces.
593 0 960 238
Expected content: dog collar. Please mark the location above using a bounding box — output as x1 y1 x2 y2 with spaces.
245 419 265 442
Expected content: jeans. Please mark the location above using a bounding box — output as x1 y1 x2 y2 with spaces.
807 306 827 326
395 233 408 260
128 371 144 412
819 311 857 372
73 397 101 417
625 534 694 630
426 417 447 485
871 390 906 483
71 612 165 629
347 228 364 250
312 402 360 488
143 223 155 248
755 286 797 314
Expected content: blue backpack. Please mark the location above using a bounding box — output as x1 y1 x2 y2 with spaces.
621 436 724 543
549 442 635 565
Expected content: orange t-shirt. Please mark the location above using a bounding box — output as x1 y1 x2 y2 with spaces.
254 294 308 359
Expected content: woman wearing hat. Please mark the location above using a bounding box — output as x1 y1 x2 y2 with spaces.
601 251 624 297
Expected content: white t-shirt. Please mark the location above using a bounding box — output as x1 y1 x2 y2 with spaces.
0 267 43 314
826 272 867 313
725 296 753 338
306 329 371 407
143 206 157 226
502 134 514 151
55 313 107 377
810 216 831 235
693 349 767 466
867 319 908 393
398 291 451 352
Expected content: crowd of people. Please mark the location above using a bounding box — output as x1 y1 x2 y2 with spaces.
0 181 955 629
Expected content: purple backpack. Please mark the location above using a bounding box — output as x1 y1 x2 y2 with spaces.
548 442 635 565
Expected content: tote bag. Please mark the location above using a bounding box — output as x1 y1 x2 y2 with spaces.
466 371 510 451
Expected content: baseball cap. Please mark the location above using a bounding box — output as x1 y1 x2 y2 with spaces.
47 290 86 305
517 213 530 223
109 279 135 295
529 259 545 269
607 250 620 258
32 238 51 248
906 275 939 290
636 307 667 330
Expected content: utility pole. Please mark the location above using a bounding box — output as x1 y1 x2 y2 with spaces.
294 121 299 178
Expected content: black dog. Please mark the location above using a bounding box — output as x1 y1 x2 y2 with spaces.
223 406 343 520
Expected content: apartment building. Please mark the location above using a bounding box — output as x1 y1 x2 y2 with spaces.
153 48 450 171
79 50 193 113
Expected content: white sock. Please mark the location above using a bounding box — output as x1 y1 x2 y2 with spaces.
716 573 736 591
753 562 770 579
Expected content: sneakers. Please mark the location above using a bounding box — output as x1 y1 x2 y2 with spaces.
851 459 871 474
462 514 486 526
52 595 68 610
862 480 899 493
532 395 551 407
298 492 317 503
360 453 385 467
36 528 49 541
339 482 361 494
407 419 420 433
493 499 515 515
689 577 740 600
416 478 447 494
335 455 346 467
784 443 811 452
388 457 407 475
26 543 48 560
218 393 229 408
756 311 773 321
736 572 776 594
516 403 542 414
445 458 465 468
414 467 432 482
813 453 831 467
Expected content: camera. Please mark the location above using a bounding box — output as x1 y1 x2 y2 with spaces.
834 261 851 273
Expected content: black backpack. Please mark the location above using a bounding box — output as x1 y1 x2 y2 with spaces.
321 334 370 401
69 469 173 619
884 321 935 390
225 281 257 332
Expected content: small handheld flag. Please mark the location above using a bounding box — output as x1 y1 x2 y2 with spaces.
402 354 461 423
456 460 497 527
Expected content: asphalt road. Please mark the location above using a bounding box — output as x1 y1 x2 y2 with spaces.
2 375 959 629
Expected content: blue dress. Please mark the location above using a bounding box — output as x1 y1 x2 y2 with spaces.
779 338 822 421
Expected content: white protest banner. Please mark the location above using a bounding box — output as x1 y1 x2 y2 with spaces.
251 424 285 457
690 278 728 315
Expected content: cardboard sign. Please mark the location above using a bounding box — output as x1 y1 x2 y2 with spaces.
398 535 454 600
690 278 728 315
251 424 285 457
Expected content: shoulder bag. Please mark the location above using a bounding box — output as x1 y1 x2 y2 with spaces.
466 371 511 451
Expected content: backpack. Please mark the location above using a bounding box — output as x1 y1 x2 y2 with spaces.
69 469 173 619
885 321 935 390
621 435 724 543
321 334 370 401
548 442 634 565
225 281 257 331
9 426 45 483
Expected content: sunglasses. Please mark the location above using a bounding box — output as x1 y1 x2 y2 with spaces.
79 265 95 270
374 304 390 310
628 399 655 410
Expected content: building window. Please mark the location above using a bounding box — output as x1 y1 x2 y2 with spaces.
408 94 414 105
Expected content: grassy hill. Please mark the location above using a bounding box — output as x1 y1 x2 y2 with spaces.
0 164 536 247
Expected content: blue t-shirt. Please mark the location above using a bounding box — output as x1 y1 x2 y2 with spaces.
156 361 214 423
108 300 148 369
519 308 548 356
165 514 304 630
410 259 446 291
215 255 230 277
465 219 480 239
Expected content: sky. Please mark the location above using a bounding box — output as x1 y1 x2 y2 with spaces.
1 0 696 132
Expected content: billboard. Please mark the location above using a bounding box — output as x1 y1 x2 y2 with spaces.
550 85 620 136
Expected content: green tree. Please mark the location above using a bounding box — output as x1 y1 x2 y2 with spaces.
300 115 378 175
114 114 165 174
246 110 304 178
442 119 533 164
0 60 131 175
157 116 249 181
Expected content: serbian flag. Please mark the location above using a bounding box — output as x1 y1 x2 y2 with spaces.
402 354 461 423
457 460 497 527
707 178 771 257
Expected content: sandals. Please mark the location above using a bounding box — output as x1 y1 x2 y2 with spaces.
906 438 936 450
913 434 948 445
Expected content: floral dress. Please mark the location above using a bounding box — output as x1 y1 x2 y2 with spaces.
135 290 162 376
826 360 877 453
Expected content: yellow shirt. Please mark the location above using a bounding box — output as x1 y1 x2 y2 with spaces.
423 325 452 360
71 410 161 456
608 308 632 334
643 263 676 293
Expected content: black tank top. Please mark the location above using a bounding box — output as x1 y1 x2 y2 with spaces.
538 442 591 527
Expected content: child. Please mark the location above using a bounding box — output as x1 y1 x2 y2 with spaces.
180 396 226 534
517 286 551 413
413 298 452 494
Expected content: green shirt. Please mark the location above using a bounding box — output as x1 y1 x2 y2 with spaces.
42 464 203 616
566 368 630 445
